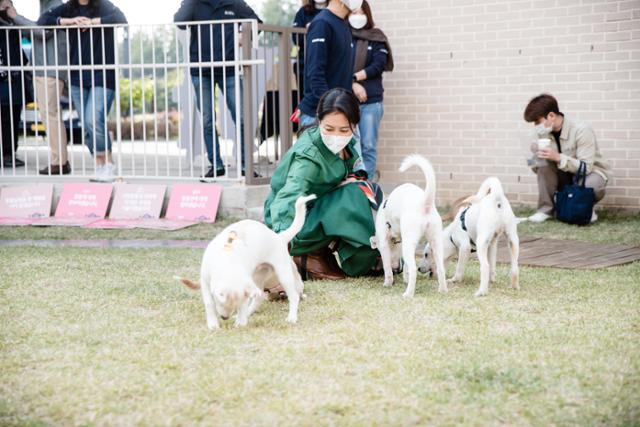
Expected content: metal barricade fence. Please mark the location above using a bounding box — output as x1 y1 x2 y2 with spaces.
0 19 307 185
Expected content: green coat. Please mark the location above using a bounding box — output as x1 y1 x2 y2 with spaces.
264 127 378 277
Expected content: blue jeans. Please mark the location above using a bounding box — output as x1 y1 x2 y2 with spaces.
358 102 384 179
191 74 244 169
299 112 366 174
71 85 115 154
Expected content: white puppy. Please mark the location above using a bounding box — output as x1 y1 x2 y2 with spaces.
371 155 448 298
177 194 316 330
419 177 522 297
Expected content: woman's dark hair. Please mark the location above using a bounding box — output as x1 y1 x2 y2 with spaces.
65 0 101 17
523 93 561 123
297 88 361 137
360 1 375 30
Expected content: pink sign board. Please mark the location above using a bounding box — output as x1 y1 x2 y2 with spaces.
0 184 53 219
165 184 222 223
109 184 166 220
54 183 113 219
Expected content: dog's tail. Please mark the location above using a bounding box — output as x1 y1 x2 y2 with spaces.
278 194 317 243
442 195 473 222
462 177 505 205
174 275 200 290
399 155 436 208
515 217 528 224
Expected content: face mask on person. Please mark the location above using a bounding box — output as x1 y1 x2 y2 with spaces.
342 0 363 12
314 0 327 6
320 130 352 155
349 14 367 29
534 121 553 136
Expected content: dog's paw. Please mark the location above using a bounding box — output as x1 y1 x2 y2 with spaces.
286 314 298 324
438 285 449 293
402 291 414 299
474 289 488 297
207 321 220 331
234 318 248 328
383 278 394 287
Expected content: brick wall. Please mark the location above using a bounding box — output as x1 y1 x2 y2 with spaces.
367 0 640 210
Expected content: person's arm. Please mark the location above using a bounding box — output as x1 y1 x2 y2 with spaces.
37 3 66 26
359 41 387 81
173 0 197 30
97 1 127 25
234 0 263 23
269 157 320 233
292 8 305 46
302 19 331 111
558 127 598 175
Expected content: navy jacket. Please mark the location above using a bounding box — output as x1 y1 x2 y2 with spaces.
38 1 127 90
292 6 321 70
174 0 262 78
298 9 353 117
352 39 387 104
0 15 27 105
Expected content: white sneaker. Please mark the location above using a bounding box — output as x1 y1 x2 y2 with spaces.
590 210 598 223
528 212 551 223
94 163 116 182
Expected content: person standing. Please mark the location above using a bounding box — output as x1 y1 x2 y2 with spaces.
174 0 262 178
0 0 28 168
12 0 70 175
39 0 127 181
294 0 362 128
349 0 393 180
292 0 325 98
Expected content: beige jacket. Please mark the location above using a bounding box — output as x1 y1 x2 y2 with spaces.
552 116 612 181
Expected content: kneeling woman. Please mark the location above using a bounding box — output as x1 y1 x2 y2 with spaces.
264 88 379 280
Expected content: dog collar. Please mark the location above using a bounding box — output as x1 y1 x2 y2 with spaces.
459 207 477 251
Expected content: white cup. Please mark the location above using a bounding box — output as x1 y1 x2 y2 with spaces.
537 138 551 152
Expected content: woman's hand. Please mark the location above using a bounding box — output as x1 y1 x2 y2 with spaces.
537 147 561 163
60 16 92 27
354 70 367 82
1 0 17 19
352 82 367 103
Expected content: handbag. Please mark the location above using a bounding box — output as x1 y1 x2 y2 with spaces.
554 161 595 225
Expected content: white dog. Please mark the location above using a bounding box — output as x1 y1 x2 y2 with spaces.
176 194 316 330
419 177 522 297
371 155 448 298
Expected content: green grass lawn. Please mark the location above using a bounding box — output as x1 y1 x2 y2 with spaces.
1 243 639 425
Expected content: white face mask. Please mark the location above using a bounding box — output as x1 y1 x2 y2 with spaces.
534 123 552 136
314 0 327 5
342 0 363 12
320 130 352 155
349 14 367 29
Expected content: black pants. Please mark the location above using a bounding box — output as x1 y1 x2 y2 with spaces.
1 105 21 159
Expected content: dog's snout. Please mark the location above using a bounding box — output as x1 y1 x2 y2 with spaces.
221 315 229 320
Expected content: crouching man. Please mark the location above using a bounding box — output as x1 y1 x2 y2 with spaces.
523 93 612 223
